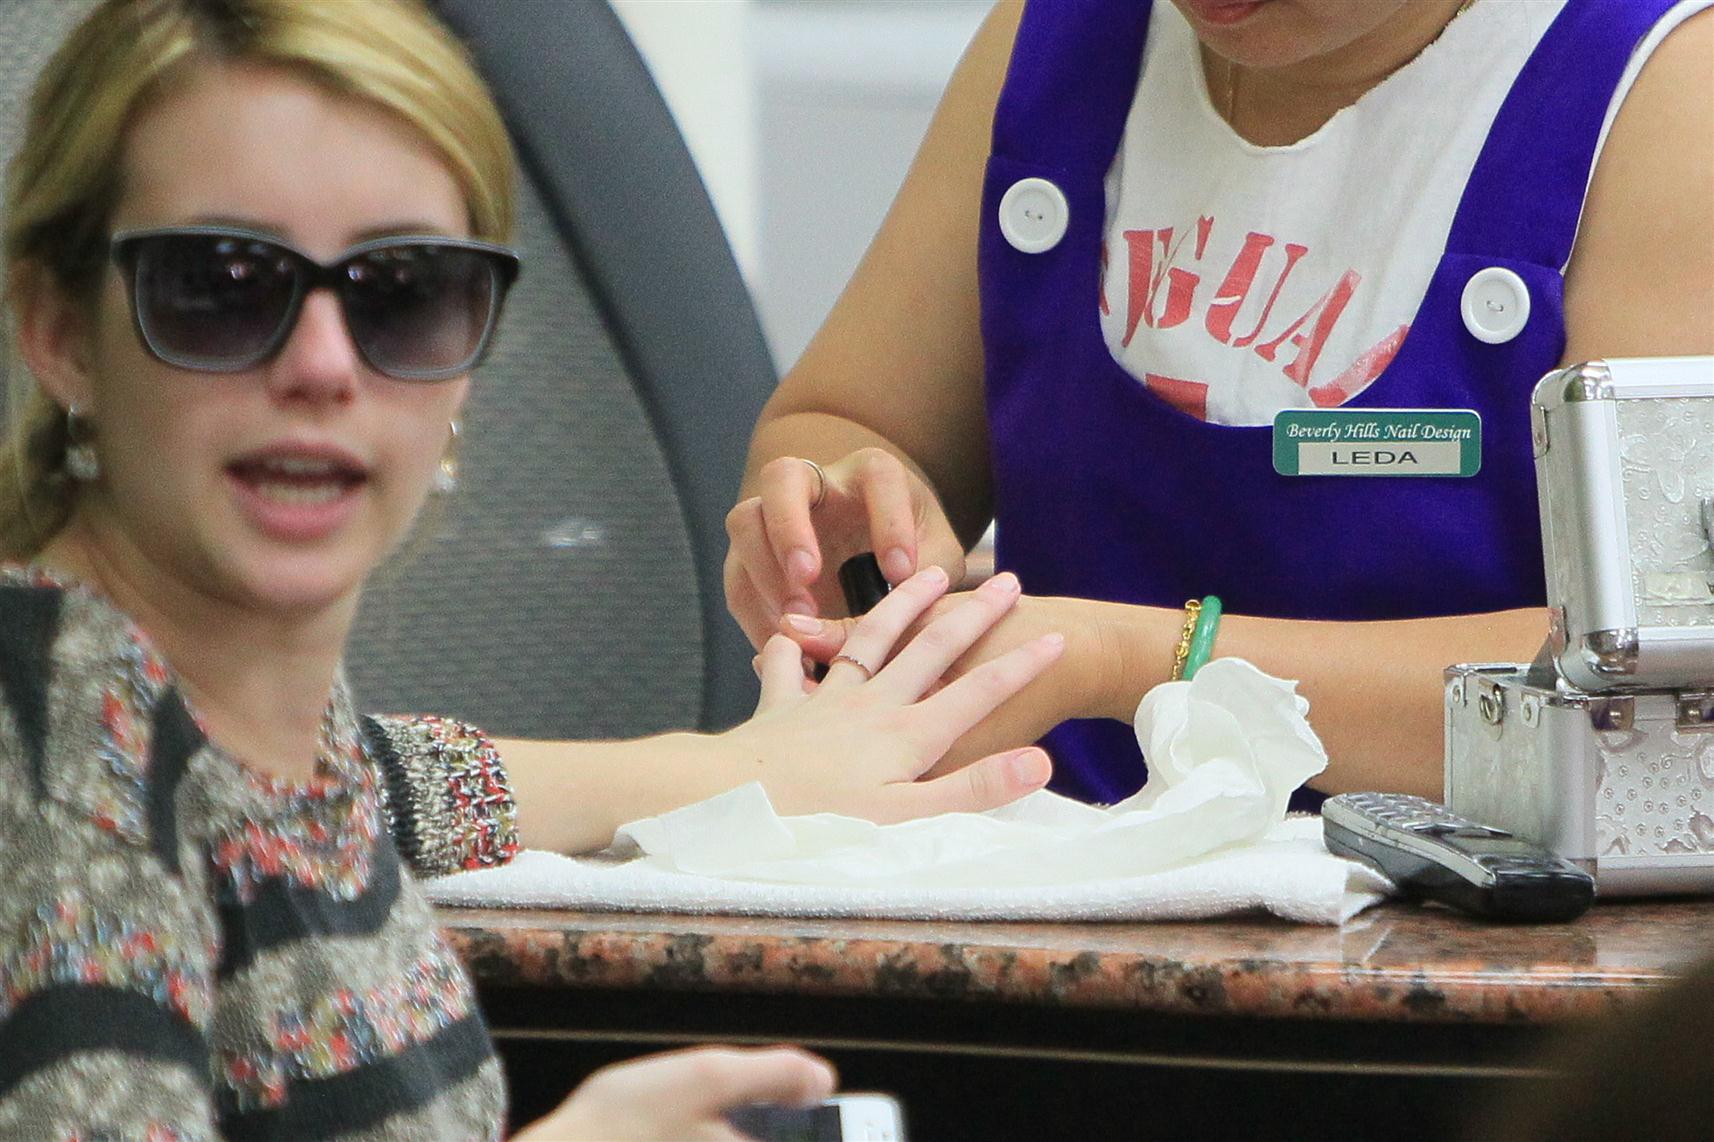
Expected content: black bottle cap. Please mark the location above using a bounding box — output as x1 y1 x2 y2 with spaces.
838 552 891 616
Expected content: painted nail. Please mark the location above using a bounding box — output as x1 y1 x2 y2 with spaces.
782 613 823 635
882 547 914 583
787 548 817 584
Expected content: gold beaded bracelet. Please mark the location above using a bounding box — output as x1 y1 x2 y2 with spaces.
1169 597 1202 681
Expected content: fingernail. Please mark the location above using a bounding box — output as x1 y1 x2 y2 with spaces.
915 564 948 586
782 613 823 635
787 548 817 584
751 655 762 678
1042 632 1065 650
882 547 914 582
986 571 1020 594
1006 748 1049 786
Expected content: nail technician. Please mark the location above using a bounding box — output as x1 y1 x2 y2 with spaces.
725 0 1714 805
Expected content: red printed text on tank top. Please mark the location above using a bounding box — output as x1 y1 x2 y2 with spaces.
1099 217 1409 419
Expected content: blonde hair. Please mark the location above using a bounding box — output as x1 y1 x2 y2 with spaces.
0 0 516 557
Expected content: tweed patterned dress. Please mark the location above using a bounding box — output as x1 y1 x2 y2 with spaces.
0 568 520 1139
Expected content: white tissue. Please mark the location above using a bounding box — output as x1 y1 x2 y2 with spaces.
613 658 1332 888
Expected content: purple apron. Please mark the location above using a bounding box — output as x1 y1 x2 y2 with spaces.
980 0 1677 804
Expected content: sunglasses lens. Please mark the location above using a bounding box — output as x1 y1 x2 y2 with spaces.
131 234 298 367
342 245 498 378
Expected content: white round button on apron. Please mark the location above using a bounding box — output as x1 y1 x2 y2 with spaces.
998 177 1070 254
1459 267 1531 344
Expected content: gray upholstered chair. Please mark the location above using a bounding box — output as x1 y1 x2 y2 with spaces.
0 0 771 738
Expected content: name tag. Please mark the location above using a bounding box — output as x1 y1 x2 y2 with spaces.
1272 409 1482 477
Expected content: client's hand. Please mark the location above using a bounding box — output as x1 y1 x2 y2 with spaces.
721 566 1063 821
725 448 966 648
513 1045 835 1141
776 588 1124 780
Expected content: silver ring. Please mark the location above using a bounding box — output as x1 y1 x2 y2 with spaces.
802 457 828 510
829 652 874 681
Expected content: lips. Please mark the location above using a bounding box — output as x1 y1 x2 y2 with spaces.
1183 0 1268 27
225 443 368 542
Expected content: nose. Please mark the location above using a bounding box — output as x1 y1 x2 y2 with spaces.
265 287 360 404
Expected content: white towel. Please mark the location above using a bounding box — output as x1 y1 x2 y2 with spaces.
426 817 1390 924
426 660 1395 925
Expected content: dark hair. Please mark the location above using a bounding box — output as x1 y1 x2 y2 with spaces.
1481 954 1714 1141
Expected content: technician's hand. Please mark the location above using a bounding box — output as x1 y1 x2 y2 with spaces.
724 566 1062 821
725 447 966 648
512 1046 835 1141
777 589 1128 780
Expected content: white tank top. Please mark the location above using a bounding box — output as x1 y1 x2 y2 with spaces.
1097 0 1699 425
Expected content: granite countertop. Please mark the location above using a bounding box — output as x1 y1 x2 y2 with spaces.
438 898 1714 1025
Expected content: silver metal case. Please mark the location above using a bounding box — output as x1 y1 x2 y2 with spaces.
1444 664 1714 895
1531 357 1714 691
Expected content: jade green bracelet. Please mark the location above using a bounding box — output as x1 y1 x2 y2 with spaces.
1181 595 1223 680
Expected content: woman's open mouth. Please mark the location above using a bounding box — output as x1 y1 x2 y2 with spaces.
226 446 369 542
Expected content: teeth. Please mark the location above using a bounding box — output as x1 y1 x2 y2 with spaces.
259 457 341 476
251 481 347 505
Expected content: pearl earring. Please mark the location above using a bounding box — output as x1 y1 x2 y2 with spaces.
64 405 100 481
432 419 460 494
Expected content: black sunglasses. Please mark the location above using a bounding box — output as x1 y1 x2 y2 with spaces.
109 226 521 382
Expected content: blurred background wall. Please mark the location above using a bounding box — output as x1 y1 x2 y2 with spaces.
613 0 996 373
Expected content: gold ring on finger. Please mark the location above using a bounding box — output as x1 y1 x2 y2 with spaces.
829 652 874 681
